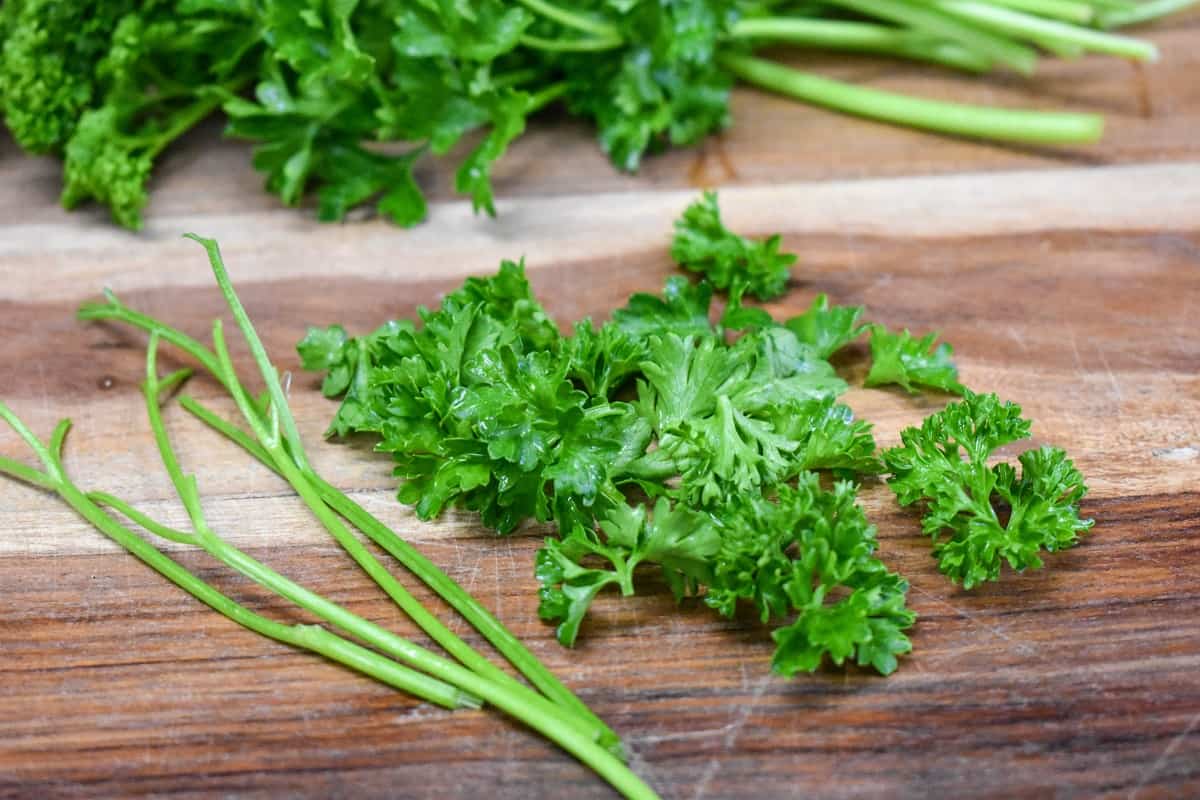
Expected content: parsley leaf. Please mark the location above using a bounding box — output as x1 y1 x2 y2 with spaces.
866 325 966 395
611 276 716 340
296 202 1091 678
882 391 1093 589
536 498 720 646
784 294 868 359
0 0 135 154
707 475 914 676
671 191 797 301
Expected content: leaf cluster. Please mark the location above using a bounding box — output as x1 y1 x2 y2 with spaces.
671 190 797 301
300 192 1092 676
4 0 1173 228
299 195 924 675
882 391 1094 589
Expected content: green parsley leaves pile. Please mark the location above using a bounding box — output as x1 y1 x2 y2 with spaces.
2 0 1190 229
298 192 1094 676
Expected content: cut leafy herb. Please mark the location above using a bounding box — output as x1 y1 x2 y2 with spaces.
296 197 1093 676
882 391 1093 589
866 325 966 396
708 476 914 676
785 294 868 360
671 190 797 301
2 1 1185 227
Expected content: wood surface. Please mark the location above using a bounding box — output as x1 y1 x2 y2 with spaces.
3 17 1200 799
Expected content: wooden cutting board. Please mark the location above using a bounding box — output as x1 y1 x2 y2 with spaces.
3 19 1200 799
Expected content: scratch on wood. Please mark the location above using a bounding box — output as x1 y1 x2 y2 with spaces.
1096 345 1124 409
910 586 1038 658
1129 711 1200 798
690 672 774 800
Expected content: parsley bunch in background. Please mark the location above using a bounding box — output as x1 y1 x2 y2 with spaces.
298 192 1093 676
1 0 1194 229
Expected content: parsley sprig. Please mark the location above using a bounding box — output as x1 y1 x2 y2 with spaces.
297 192 1093 675
2 0 1191 228
3 237 673 796
882 391 1093 588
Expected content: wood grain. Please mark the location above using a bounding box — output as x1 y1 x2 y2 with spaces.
3 24 1200 799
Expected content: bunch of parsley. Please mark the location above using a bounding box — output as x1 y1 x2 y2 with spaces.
299 192 1093 676
1 0 1191 228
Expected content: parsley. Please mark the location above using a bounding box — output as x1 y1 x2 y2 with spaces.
300 199 913 674
1 1 1183 228
865 325 966 396
882 391 1094 589
784 294 868 360
711 477 914 677
296 193 1092 675
671 190 797 300
8 236 679 798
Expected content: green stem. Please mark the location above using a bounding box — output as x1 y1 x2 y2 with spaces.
729 17 992 72
179 394 624 757
1098 0 1199 27
89 491 199 545
201 245 620 752
76 291 622 756
492 67 542 90
825 0 1039 74
196 345 605 747
929 0 1159 60
78 291 227 389
983 0 1096 23
720 52 1104 144
519 33 623 52
188 234 312 472
528 81 569 114
0 455 55 490
0 407 472 711
143 75 252 160
135 355 652 797
514 0 622 40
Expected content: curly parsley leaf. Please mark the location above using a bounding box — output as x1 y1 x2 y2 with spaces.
706 475 914 676
0 0 135 154
566 320 646 399
882 391 1092 589
559 3 733 172
536 498 720 646
611 276 716 340
866 325 966 395
671 190 797 301
784 294 868 359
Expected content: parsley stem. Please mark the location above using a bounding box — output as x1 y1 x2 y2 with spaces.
178 394 625 758
929 0 1158 60
514 0 622 40
195 331 608 748
188 234 312 473
720 52 1104 144
199 235 623 754
143 75 253 160
89 491 199 545
824 0 1039 74
0 455 55 490
0 406 473 711
985 0 1096 24
133 351 655 797
728 18 992 73
76 247 625 757
492 68 542 90
528 81 569 114
519 33 623 52
1098 0 1199 27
